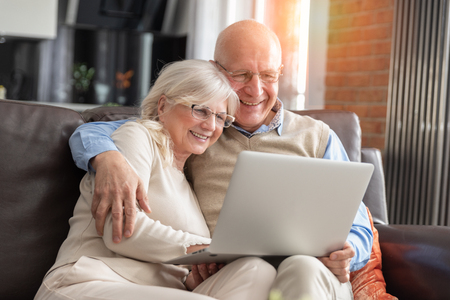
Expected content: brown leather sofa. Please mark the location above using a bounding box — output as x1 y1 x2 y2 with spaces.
1 98 450 299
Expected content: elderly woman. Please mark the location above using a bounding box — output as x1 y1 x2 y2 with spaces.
35 60 276 300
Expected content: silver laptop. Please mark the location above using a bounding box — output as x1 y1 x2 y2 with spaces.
164 151 374 265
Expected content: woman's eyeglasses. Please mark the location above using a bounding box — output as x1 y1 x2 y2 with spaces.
188 104 235 128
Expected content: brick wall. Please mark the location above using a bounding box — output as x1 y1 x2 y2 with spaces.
325 0 395 152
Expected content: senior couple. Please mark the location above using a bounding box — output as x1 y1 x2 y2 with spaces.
36 20 373 300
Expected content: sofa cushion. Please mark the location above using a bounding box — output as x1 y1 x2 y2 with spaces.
351 208 397 300
0 100 85 299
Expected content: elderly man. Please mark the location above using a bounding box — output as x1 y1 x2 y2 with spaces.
70 20 372 300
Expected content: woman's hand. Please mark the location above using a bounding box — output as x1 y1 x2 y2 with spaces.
184 263 226 291
186 244 209 254
184 244 225 291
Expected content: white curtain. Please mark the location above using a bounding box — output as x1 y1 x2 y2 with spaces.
162 0 257 60
161 0 328 110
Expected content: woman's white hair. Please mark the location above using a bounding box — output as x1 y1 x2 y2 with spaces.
137 59 238 166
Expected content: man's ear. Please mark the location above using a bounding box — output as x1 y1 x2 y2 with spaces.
157 96 166 122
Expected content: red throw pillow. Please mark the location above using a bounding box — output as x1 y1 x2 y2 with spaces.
350 208 398 300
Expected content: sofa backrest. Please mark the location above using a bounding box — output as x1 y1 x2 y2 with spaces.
81 106 388 224
291 109 362 162
81 106 363 161
0 99 85 299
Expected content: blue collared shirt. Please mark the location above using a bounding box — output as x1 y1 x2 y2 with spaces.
69 101 373 271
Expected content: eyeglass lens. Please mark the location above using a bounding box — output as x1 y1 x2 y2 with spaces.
216 61 281 83
230 71 279 83
191 105 233 128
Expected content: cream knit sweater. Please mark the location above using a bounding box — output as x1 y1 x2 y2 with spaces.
48 122 211 286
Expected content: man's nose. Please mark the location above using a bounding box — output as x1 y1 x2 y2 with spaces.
244 74 264 97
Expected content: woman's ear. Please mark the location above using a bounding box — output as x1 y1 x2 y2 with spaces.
157 96 166 122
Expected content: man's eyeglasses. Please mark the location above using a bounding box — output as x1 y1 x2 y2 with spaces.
186 104 235 128
215 61 283 84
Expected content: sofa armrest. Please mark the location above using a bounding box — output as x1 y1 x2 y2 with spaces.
361 148 389 224
376 224 450 300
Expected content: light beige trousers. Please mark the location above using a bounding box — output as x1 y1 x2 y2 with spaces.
35 255 352 300
35 256 276 300
272 255 354 300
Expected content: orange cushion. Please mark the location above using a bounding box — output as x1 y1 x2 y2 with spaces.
350 208 398 300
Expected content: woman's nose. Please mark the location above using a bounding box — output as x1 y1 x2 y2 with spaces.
201 114 216 131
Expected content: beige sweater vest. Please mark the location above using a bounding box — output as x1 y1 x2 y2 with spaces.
186 110 330 234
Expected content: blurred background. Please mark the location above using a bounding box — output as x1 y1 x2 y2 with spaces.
0 0 330 110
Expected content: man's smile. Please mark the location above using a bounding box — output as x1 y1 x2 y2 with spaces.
240 99 262 106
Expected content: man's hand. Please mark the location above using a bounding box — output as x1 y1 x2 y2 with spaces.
318 241 355 283
91 151 151 243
